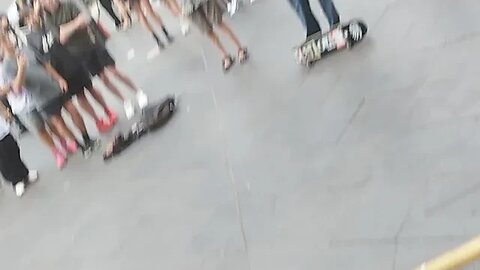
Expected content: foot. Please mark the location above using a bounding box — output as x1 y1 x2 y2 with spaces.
82 139 101 159
136 90 148 109
222 55 235 72
105 109 118 125
96 119 112 133
238 48 249 64
53 149 67 170
124 100 135 119
153 34 165 49
65 140 78 154
27 170 38 183
167 35 174 43
180 19 190 36
14 182 25 197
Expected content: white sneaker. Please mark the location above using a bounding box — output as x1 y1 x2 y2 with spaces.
28 170 38 183
124 100 135 119
136 90 149 109
180 19 190 36
15 182 25 197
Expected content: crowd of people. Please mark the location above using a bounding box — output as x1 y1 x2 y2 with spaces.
0 0 341 197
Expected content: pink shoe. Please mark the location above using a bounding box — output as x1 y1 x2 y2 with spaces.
60 140 78 154
52 149 66 169
65 140 78 154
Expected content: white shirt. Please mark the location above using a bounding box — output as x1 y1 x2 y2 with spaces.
0 64 34 114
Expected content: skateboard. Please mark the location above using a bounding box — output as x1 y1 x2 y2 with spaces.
295 19 368 66
103 96 176 161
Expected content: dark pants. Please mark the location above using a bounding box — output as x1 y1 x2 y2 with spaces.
287 0 340 37
99 0 122 27
0 134 28 185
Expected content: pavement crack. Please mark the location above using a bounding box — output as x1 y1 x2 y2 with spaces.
424 181 480 218
336 97 366 145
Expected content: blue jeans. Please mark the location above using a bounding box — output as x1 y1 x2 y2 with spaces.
287 0 340 37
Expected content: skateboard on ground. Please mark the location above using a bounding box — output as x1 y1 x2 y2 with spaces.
103 96 176 161
295 19 368 67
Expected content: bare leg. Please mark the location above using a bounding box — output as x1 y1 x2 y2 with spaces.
36 126 57 150
45 121 62 140
85 85 111 113
48 115 78 142
164 0 181 17
217 21 242 50
63 100 89 135
141 0 165 27
132 1 155 34
76 92 102 122
206 29 228 59
99 71 126 101
113 0 130 27
106 65 137 92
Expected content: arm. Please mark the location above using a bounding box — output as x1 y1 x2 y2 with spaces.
58 2 91 44
42 62 67 92
0 100 12 122
11 56 27 94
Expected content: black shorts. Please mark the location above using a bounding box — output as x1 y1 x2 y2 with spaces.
80 46 116 76
61 72 93 103
40 97 64 118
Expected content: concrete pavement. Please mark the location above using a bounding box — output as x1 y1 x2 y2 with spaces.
2 0 480 269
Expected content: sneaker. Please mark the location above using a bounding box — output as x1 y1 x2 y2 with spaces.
27 170 38 183
53 149 67 169
106 109 118 125
82 139 100 159
14 182 25 197
180 19 190 36
82 144 93 159
96 119 112 133
124 100 135 119
136 90 148 109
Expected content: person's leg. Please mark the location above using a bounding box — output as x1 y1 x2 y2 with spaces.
106 65 137 92
99 71 126 101
99 0 123 27
318 0 340 27
75 92 101 122
113 0 131 28
131 1 165 47
0 134 29 186
47 115 79 146
217 21 242 51
164 0 181 16
141 0 174 41
63 100 93 145
84 84 118 124
290 0 321 37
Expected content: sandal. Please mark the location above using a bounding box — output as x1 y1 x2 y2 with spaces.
238 48 249 64
222 55 235 72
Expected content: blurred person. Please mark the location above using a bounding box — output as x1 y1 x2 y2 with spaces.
23 8 114 134
287 0 340 38
0 34 85 157
182 0 248 71
41 0 149 119
0 101 38 197
128 0 174 48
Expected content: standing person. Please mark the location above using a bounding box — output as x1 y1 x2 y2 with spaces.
0 101 38 197
287 0 340 38
97 0 122 29
129 0 174 48
182 0 248 71
0 34 85 156
23 8 113 134
40 0 149 119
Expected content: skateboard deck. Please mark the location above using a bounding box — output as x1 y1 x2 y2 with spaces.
103 96 176 161
295 19 368 66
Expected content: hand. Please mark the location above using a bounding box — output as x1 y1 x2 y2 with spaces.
17 55 27 70
57 78 68 93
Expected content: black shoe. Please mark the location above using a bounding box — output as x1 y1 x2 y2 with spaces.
82 139 100 159
153 34 165 49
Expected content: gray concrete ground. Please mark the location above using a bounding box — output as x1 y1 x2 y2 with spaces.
1 0 480 269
